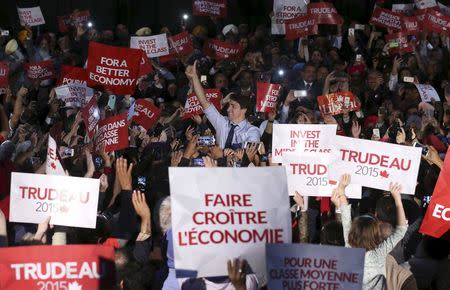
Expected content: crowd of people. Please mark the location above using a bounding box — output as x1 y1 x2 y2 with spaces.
0 1 450 290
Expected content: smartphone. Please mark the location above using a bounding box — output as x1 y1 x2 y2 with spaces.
192 157 205 167
137 176 147 192
348 28 355 36
427 42 434 50
1 30 9 36
197 136 215 147
260 154 269 162
413 141 429 156
59 146 74 159
94 156 103 170
403 76 414 83
422 195 431 208
355 110 364 118
107 95 116 110
294 90 308 98
389 41 399 48
355 24 365 30
356 54 362 62
200 75 207 83
244 142 261 151
372 128 380 139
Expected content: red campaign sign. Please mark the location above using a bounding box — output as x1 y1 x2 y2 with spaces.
385 32 415 55
133 99 161 130
193 0 227 18
86 42 141 95
401 16 422 34
203 39 242 61
307 2 344 25
168 31 194 57
95 112 128 152
317 92 360 116
57 10 90 33
370 6 403 30
24 60 55 81
184 89 222 119
285 15 318 40
420 148 450 239
82 96 100 139
0 62 9 87
57 65 88 86
0 245 115 290
138 51 153 77
422 10 450 35
256 82 281 113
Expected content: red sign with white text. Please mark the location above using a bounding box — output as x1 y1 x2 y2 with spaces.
184 89 222 119
82 96 100 139
307 2 344 25
0 245 115 290
401 16 422 34
317 92 360 116
0 62 9 87
57 10 90 33
168 31 194 57
385 32 415 54
193 0 227 18
95 113 128 152
256 82 281 113
370 6 403 30
203 39 242 61
24 60 55 81
133 99 161 130
285 15 318 40
138 51 153 77
420 148 450 239
422 10 450 34
87 42 141 95
57 65 88 86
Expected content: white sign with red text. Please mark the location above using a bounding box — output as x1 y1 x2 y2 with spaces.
283 153 362 198
328 136 422 194
55 84 94 108
46 135 65 176
272 124 337 163
17 7 45 26
130 34 170 58
9 173 99 228
169 167 291 282
272 0 309 34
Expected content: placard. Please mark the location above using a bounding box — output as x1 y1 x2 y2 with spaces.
415 83 441 102
266 243 364 290
17 7 45 26
9 173 99 228
86 42 141 95
328 135 422 194
272 124 337 163
94 113 128 152
256 82 281 113
130 34 170 58
0 245 115 290
272 0 308 35
170 167 291 282
317 92 360 116
183 89 222 119
193 0 227 18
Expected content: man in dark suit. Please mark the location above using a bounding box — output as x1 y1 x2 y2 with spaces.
283 62 323 122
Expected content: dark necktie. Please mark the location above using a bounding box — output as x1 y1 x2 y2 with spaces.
306 83 312 91
224 124 237 149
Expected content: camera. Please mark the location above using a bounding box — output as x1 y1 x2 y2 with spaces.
192 158 205 167
197 136 215 147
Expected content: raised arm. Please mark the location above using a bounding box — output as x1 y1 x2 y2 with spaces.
185 61 211 110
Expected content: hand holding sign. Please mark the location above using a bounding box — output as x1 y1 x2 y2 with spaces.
227 258 247 290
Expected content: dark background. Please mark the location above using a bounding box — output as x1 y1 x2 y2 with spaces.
1 0 448 35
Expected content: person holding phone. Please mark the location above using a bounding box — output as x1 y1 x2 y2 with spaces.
185 61 260 149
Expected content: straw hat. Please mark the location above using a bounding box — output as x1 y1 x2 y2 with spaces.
5 39 18 55
135 27 152 36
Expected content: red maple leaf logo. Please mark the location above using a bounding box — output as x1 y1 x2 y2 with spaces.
60 205 69 213
380 170 390 178
51 162 56 170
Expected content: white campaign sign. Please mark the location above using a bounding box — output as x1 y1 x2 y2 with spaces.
17 7 45 26
272 124 337 163
392 3 415 14
9 173 100 228
272 0 308 34
46 135 65 176
55 84 94 107
328 136 422 194
415 84 441 102
169 167 291 282
283 153 362 198
130 34 169 58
